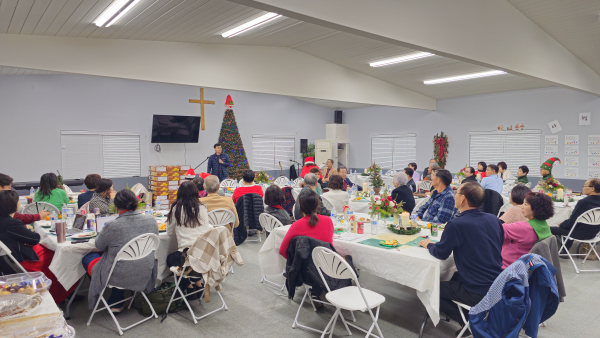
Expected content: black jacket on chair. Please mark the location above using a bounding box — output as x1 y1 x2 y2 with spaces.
234 193 265 245
284 236 353 299
0 216 41 262
479 189 504 216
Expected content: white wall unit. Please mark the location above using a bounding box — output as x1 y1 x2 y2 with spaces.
314 139 332 166
326 124 349 167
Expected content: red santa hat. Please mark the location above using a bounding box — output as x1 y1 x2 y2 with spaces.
304 157 315 165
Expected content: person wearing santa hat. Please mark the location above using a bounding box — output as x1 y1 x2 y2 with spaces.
540 157 560 181
299 157 322 179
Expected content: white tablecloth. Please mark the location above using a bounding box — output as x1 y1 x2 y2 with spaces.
353 175 394 189
258 213 456 326
33 220 177 290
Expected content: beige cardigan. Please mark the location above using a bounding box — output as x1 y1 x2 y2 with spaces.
200 193 240 232
323 167 338 182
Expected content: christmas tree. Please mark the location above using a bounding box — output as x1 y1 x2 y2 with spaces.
218 108 250 180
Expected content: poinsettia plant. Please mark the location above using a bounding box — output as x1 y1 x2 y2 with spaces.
368 189 403 218
255 171 271 184
538 177 565 193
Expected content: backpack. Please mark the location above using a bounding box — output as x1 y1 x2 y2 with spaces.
133 281 178 317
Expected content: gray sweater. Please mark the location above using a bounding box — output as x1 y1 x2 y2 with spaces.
265 206 293 226
88 211 159 309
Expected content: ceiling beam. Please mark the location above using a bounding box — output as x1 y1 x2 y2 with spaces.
0 34 436 110
229 0 600 96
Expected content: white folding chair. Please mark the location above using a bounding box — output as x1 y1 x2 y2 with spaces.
220 179 237 189
412 196 430 216
21 201 59 215
453 301 472 338
497 202 512 217
207 209 237 272
292 188 300 201
86 233 160 335
0 240 27 274
525 182 532 188
273 176 290 187
258 213 285 290
418 181 433 193
238 179 244 187
80 202 90 215
557 207 600 273
312 247 385 338
63 184 73 194
292 177 304 188
321 196 337 215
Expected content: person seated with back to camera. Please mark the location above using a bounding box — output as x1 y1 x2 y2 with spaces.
501 192 553 269
322 175 349 215
0 173 49 224
200 175 239 233
417 169 457 224
499 185 529 224
293 173 330 220
33 172 70 211
403 167 417 193
232 169 264 204
480 164 504 194
192 176 207 198
391 172 416 213
419 182 503 336
166 181 212 298
78 174 101 208
264 185 293 226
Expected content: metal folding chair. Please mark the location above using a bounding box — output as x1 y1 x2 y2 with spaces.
557 207 600 273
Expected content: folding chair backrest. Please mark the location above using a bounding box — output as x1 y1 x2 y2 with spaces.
207 209 236 227
21 202 59 215
418 181 433 192
413 196 430 215
238 179 244 187
63 184 73 194
321 196 336 215
115 233 160 262
292 188 300 200
259 213 283 233
80 202 90 214
498 202 512 217
575 207 600 226
292 178 304 188
312 247 357 283
273 176 290 187
220 179 237 189
0 240 28 273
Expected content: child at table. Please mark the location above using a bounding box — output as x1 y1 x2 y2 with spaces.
0 190 76 303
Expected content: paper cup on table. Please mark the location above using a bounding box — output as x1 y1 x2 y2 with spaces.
56 221 67 243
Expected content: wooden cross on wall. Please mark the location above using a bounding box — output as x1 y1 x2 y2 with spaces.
189 88 215 130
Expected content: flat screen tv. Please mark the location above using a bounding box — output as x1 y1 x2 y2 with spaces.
151 115 200 143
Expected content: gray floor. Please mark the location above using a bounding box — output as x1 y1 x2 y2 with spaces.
63 239 600 337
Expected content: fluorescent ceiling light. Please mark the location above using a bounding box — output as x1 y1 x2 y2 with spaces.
369 52 433 67
94 0 142 27
424 70 506 85
222 13 282 38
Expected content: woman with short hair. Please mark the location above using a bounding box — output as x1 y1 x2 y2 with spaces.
391 172 416 213
78 174 101 208
322 175 349 215
82 189 159 312
33 173 70 210
501 192 554 268
192 176 207 198
497 162 517 181
309 167 324 195
476 162 487 180
88 178 115 214
264 185 293 226
499 185 529 224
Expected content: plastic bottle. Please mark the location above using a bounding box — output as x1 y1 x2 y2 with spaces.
62 203 69 220
156 200 161 211
30 187 35 197
67 211 74 227
347 188 352 200
145 204 151 215
50 211 57 231
352 184 357 196
330 212 337 228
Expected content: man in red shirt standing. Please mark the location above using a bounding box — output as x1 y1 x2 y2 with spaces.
0 174 49 225
232 169 264 204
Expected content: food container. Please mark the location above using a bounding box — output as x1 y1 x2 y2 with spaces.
0 293 43 319
0 272 52 297
0 313 75 338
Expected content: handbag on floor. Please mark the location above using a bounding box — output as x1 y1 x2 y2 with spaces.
133 281 178 316
577 243 599 261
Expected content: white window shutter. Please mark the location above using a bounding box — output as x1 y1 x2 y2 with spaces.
102 135 141 178
371 138 393 169
372 134 417 169
252 135 295 171
469 131 541 173
61 134 103 179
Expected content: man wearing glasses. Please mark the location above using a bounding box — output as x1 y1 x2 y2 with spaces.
550 179 600 250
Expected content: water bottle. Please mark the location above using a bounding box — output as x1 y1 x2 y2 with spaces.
347 188 352 199
371 220 378 235
50 211 57 231
30 187 35 197
352 184 357 196
62 203 69 220
145 204 151 214
330 212 337 228
67 211 74 227
156 200 161 211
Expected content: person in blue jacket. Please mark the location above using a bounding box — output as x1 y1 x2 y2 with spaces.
420 182 504 336
207 143 231 182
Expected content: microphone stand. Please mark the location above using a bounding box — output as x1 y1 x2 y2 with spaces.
290 159 302 178
194 156 210 171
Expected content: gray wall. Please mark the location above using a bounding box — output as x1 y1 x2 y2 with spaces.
345 87 600 191
0 74 332 184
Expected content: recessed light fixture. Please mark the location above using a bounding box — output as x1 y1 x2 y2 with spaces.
369 52 434 67
424 70 506 85
94 0 142 28
221 12 282 38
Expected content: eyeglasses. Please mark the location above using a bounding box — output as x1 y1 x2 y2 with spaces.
583 185 591 188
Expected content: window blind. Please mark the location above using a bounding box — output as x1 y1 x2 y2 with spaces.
469 130 541 173
252 135 295 171
61 132 141 179
371 134 417 169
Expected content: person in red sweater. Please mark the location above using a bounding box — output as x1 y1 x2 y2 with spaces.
232 169 264 204
279 189 334 259
0 173 49 225
299 157 322 179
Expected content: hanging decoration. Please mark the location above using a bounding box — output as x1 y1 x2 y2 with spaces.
433 132 449 168
218 106 250 180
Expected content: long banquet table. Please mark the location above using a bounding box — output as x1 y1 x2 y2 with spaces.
258 213 456 326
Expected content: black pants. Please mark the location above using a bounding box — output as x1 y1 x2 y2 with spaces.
166 251 191 289
439 273 486 324
551 226 574 250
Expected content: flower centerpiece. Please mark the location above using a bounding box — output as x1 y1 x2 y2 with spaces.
367 163 385 194
368 189 402 220
538 177 565 194
455 164 469 180
255 171 271 184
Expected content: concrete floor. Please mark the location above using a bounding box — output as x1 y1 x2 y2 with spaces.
62 238 600 337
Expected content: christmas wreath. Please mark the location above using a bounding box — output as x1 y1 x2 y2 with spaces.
433 132 449 168
387 224 421 235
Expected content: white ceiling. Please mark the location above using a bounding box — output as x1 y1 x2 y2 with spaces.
0 0 597 101
0 66 60 75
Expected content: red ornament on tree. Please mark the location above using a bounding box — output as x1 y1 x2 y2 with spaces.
225 95 234 109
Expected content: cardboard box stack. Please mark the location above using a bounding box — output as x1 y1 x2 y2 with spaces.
148 165 191 210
